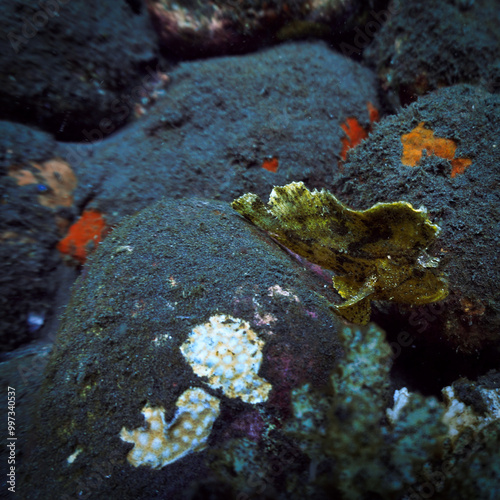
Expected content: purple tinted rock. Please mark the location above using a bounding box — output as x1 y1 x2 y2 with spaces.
332 84 500 356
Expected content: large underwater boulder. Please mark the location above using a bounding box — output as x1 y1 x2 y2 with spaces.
22 197 344 498
0 0 159 140
74 41 380 220
364 0 500 106
146 0 377 58
0 41 380 352
332 84 500 356
20 194 500 499
0 122 80 350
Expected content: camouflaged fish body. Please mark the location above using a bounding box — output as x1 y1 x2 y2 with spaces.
232 182 448 324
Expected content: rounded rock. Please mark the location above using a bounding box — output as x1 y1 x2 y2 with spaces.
23 197 344 498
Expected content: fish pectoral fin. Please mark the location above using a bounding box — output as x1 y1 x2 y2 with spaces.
332 276 362 299
331 275 376 324
332 298 371 325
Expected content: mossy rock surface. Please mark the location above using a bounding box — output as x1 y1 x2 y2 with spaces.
0 0 158 140
364 0 500 105
22 197 343 499
333 84 500 354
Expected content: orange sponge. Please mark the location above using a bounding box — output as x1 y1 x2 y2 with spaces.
8 158 77 208
262 156 279 172
57 209 107 264
340 102 380 161
340 118 369 161
401 122 472 178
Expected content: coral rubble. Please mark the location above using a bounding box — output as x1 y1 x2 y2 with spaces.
288 323 500 499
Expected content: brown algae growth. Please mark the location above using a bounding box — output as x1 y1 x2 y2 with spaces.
232 182 448 324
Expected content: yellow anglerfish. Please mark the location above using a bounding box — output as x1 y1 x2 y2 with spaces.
231 182 448 324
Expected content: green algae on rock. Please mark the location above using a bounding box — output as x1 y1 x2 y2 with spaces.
232 181 448 324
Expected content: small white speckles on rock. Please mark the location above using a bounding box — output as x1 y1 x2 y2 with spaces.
120 387 220 469
66 446 83 464
180 315 272 404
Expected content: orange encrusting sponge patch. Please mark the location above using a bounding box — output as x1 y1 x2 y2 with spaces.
340 102 380 161
401 122 472 178
57 209 107 264
262 156 279 172
8 158 77 208
340 118 369 160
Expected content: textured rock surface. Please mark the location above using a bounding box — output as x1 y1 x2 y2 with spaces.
73 41 379 219
0 1 499 496
0 41 378 352
146 0 378 58
332 84 500 355
22 197 344 498
364 0 500 106
0 122 79 350
0 0 159 140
